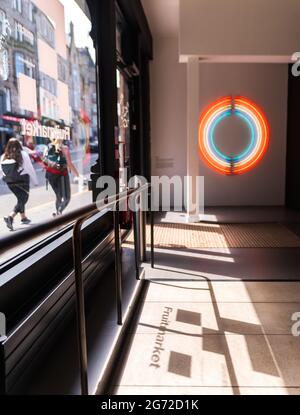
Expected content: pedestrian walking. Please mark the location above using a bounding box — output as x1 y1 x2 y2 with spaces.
0 138 38 231
43 138 79 216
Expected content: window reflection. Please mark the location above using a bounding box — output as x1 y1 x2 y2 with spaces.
0 0 98 236
117 69 131 193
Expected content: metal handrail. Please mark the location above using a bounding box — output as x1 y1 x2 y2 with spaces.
72 184 150 394
0 336 5 395
150 208 154 268
0 188 136 255
0 184 152 395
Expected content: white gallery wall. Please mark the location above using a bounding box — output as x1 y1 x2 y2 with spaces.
146 0 296 212
197 63 288 206
179 0 300 62
150 37 187 183
151 55 289 206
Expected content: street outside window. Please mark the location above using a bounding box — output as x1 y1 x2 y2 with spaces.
0 0 98 241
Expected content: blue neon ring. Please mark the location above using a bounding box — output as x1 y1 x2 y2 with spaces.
208 109 257 163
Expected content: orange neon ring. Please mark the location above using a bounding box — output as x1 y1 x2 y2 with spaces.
198 96 269 175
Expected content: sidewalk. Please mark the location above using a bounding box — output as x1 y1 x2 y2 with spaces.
0 184 93 265
0 182 92 232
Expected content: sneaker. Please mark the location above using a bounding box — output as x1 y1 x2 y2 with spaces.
52 211 62 217
21 217 31 225
4 216 14 231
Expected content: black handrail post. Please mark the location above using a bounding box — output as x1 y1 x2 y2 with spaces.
139 190 146 262
72 220 89 396
150 187 154 268
113 203 122 325
0 185 150 396
0 336 6 395
143 207 147 261
133 195 140 280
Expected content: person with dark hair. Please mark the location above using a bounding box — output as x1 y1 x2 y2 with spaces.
43 138 79 216
0 138 38 231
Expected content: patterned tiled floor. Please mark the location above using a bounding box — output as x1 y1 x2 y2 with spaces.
127 223 300 248
116 214 300 395
113 278 300 395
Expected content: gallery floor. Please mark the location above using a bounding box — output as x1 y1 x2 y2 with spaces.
20 207 300 395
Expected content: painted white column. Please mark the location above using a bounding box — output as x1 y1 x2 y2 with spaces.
186 57 201 223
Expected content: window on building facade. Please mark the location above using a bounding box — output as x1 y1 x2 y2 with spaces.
4 88 11 112
15 53 35 78
0 0 98 245
25 57 34 78
15 52 25 76
40 73 57 96
36 13 55 48
0 9 5 34
12 0 22 14
58 57 68 83
14 20 23 41
0 49 9 81
15 21 34 45
28 1 33 22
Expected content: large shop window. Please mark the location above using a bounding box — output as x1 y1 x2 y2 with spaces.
0 0 98 256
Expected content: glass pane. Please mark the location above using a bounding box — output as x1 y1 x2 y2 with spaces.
0 0 98 247
117 69 131 193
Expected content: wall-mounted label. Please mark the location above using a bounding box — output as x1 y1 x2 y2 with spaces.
20 119 71 141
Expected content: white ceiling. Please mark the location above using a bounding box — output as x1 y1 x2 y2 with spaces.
141 0 179 37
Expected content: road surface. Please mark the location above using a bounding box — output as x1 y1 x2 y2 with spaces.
0 146 98 196
0 145 99 245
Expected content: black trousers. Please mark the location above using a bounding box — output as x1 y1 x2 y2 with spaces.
46 172 71 214
7 175 30 214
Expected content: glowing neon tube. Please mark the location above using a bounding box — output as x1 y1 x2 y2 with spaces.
198 96 269 175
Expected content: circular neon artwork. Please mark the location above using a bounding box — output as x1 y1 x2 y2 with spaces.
198 96 269 175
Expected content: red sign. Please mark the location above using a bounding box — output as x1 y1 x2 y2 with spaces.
0 115 21 123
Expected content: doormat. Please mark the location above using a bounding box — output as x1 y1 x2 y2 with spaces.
126 223 300 249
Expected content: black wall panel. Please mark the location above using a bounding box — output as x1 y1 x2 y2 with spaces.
286 64 300 209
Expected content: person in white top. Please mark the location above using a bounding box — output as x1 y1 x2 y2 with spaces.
0 138 38 231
